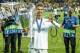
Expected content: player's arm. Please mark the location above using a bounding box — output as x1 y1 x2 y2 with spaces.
73 17 79 28
48 15 61 28
72 25 79 28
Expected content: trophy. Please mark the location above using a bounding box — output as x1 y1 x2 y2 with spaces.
19 3 35 37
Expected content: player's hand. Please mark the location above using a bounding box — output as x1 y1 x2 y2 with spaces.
48 17 53 22
23 27 29 32
48 13 55 22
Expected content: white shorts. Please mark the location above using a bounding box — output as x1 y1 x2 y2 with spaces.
28 48 48 53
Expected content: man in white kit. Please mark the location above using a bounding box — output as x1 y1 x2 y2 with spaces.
29 2 60 53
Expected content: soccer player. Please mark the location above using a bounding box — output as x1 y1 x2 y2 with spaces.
28 2 60 53
62 10 79 53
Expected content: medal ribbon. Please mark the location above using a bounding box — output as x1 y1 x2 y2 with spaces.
36 19 42 32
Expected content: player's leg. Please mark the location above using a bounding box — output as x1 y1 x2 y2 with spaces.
63 33 70 53
29 48 37 53
4 36 10 53
11 33 17 53
70 33 76 53
39 49 48 53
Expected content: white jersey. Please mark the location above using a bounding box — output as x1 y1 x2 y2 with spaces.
29 18 60 49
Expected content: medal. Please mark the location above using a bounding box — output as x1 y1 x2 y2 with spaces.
36 19 42 33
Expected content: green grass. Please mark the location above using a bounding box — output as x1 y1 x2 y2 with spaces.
0 11 80 53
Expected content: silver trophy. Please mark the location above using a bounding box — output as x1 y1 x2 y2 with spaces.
18 3 35 37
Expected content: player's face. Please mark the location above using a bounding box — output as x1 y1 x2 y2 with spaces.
36 6 44 18
68 11 72 17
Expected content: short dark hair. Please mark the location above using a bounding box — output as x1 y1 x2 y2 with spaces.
36 2 44 8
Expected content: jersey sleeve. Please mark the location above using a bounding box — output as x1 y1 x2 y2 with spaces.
45 19 60 28
75 16 79 25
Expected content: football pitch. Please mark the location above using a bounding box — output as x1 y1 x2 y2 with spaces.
0 11 80 53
